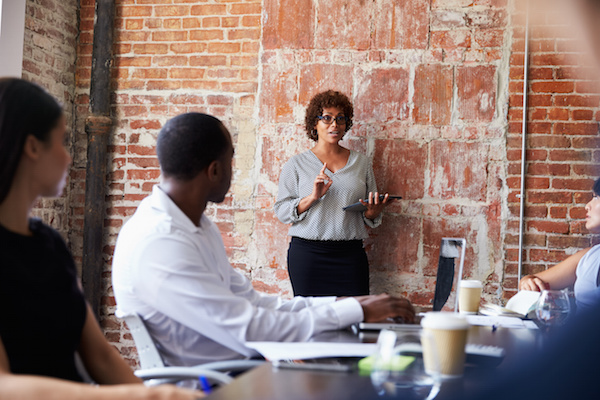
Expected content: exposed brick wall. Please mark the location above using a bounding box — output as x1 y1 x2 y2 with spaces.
22 0 80 242
258 0 510 308
73 0 262 365
19 0 598 368
504 1 600 301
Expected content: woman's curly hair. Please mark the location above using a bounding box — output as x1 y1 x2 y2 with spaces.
304 90 354 141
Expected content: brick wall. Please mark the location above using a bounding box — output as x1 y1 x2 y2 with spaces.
258 0 510 309
22 0 79 241
19 0 598 367
504 0 600 301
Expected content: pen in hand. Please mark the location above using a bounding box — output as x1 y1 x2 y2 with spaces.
198 375 212 394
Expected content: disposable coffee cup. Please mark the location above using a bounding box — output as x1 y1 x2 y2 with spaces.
459 280 483 314
420 312 469 379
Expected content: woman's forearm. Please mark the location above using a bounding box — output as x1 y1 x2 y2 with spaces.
296 195 317 215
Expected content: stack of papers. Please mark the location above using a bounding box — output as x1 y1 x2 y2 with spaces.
466 315 538 329
245 342 377 361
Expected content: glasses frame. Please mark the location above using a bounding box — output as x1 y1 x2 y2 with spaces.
317 115 348 125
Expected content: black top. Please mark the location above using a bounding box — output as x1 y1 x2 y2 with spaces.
0 219 87 381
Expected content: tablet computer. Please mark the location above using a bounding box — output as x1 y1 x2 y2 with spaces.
343 195 402 212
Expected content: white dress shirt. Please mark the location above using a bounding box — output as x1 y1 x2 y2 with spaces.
112 185 364 365
274 150 382 240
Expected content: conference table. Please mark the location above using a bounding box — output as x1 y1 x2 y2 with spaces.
204 321 540 400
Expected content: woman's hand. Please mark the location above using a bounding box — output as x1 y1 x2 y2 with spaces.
297 164 332 214
520 275 550 292
361 192 388 220
312 163 333 200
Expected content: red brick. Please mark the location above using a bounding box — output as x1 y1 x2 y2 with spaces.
527 191 572 204
190 4 227 15
554 95 599 107
414 65 453 125
354 68 409 121
431 30 472 49
429 141 489 201
222 17 240 28
552 178 594 190
230 3 261 15
133 43 169 54
153 31 188 42
529 248 569 263
190 30 223 41
547 235 590 249
456 65 496 122
474 29 504 47
298 64 354 107
548 206 567 219
372 139 427 200
531 81 574 94
263 0 314 50
228 28 260 41
528 135 570 149
155 5 190 17
207 42 240 53
376 0 429 50
367 214 422 273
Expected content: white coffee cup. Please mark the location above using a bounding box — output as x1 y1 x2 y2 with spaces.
459 280 483 314
420 312 469 378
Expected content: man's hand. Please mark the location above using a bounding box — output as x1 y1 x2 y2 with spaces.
355 294 415 323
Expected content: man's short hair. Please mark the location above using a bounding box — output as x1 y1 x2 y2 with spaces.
157 113 229 180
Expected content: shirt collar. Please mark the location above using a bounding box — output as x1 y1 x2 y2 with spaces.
150 185 202 234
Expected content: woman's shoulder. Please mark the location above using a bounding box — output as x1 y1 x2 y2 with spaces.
283 150 315 167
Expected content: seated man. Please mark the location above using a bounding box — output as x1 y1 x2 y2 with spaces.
112 112 415 366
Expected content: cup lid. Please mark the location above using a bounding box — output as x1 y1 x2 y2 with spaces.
459 280 483 288
421 312 469 330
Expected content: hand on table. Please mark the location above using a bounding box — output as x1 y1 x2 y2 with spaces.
519 275 549 292
361 192 389 220
355 294 415 324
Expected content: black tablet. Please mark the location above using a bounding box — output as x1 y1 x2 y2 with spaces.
343 195 402 212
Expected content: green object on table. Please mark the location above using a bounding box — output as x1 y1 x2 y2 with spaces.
358 354 416 375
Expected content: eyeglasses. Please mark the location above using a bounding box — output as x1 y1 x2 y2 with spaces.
317 115 348 125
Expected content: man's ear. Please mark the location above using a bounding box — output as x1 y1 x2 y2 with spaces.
22 135 42 161
206 159 221 183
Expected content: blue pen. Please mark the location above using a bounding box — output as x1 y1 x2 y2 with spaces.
199 375 212 394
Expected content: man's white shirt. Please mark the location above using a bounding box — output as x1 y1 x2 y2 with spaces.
112 185 364 365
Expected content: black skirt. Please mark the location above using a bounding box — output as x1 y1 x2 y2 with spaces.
287 236 370 297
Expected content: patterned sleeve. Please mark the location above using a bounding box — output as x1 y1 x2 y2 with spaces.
274 157 308 224
362 158 383 228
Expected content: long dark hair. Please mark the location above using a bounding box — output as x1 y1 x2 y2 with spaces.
593 177 600 197
0 78 63 204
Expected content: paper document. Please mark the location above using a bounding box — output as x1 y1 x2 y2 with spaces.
246 341 377 361
466 315 528 329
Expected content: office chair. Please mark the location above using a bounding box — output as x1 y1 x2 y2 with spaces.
122 313 264 386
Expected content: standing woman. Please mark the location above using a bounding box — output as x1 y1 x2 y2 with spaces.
274 90 390 297
0 78 198 399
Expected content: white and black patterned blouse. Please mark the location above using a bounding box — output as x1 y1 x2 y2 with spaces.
274 150 382 241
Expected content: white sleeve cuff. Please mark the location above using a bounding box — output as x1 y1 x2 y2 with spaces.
329 297 364 328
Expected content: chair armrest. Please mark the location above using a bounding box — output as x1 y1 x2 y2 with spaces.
197 359 265 372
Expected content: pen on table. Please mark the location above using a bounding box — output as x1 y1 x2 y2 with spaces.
199 375 212 394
